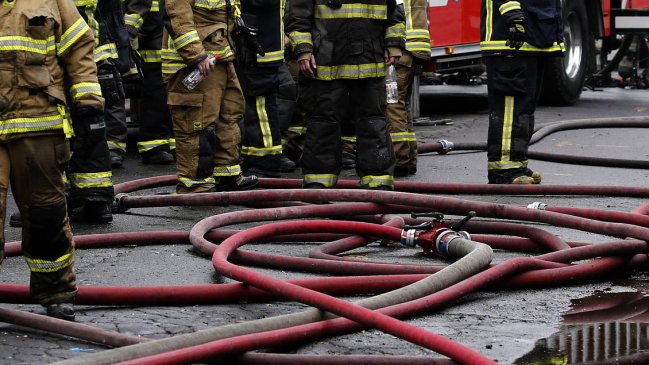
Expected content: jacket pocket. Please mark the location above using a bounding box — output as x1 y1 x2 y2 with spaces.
523 5 561 49
23 10 56 40
18 65 53 89
167 91 204 134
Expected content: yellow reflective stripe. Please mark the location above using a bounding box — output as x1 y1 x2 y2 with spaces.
360 175 394 188
486 0 493 41
137 139 169 153
70 82 102 101
3 0 15 8
69 171 113 189
406 29 429 39
480 41 565 52
168 138 176 150
213 165 242 177
304 174 337 188
385 23 405 38
316 4 387 19
406 42 432 53
501 96 514 163
211 46 234 59
0 36 56 54
178 176 215 187
255 96 273 147
0 114 65 135
288 126 306 135
488 160 527 170
107 140 127 152
162 63 185 74
151 0 160 11
341 136 356 143
391 132 416 142
194 0 228 9
174 30 200 49
258 50 284 63
316 63 385 80
93 42 118 62
74 0 97 6
241 145 283 157
140 50 162 63
162 48 184 60
24 253 73 273
58 18 90 55
288 31 312 47
499 1 521 14
125 13 144 30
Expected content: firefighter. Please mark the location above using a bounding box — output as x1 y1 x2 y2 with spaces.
162 0 259 193
105 0 151 167
389 0 430 177
286 0 404 190
480 0 564 184
67 0 132 223
134 0 175 165
0 0 103 320
236 0 287 178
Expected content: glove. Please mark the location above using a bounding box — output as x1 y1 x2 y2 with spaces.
97 60 125 105
70 106 106 158
506 16 526 50
233 17 265 68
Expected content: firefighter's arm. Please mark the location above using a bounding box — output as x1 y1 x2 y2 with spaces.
403 0 431 60
385 0 405 54
124 0 153 37
163 0 207 66
56 0 104 112
285 0 314 58
495 1 524 21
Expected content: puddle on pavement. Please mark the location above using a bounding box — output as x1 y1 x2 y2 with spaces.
514 276 649 364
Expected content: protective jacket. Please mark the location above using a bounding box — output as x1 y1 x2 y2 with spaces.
161 0 238 79
0 0 103 143
139 0 164 62
480 0 564 56
240 0 285 69
286 0 405 80
124 0 153 38
402 0 430 60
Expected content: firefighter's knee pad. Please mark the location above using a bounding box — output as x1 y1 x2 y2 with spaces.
28 203 70 261
356 117 394 172
197 126 216 178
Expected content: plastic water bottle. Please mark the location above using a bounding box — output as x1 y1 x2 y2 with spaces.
385 65 398 104
182 54 216 90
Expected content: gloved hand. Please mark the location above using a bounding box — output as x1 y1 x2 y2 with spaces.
506 14 526 50
233 17 265 68
97 59 125 105
70 106 106 157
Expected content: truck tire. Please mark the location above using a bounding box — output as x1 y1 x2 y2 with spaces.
540 0 591 106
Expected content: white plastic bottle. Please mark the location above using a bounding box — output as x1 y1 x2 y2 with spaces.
182 54 216 90
385 64 399 104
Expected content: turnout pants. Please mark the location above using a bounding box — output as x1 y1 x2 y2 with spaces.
105 98 128 156
486 56 544 174
386 55 418 170
167 62 245 193
237 69 282 173
300 77 395 189
0 135 76 306
135 62 174 157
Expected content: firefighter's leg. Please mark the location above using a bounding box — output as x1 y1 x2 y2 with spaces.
0 143 8 267
214 63 258 191
166 68 216 194
300 78 347 188
353 77 395 190
10 135 76 316
136 62 174 165
105 97 128 168
67 109 115 224
486 56 539 184
388 61 418 176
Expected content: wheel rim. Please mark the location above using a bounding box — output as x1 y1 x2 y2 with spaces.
564 10 584 80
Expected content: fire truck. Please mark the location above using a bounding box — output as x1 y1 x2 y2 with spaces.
420 0 649 106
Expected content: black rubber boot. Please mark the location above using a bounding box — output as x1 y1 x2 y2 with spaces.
216 174 259 192
46 303 75 322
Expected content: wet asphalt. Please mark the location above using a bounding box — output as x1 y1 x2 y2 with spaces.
2 84 649 364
